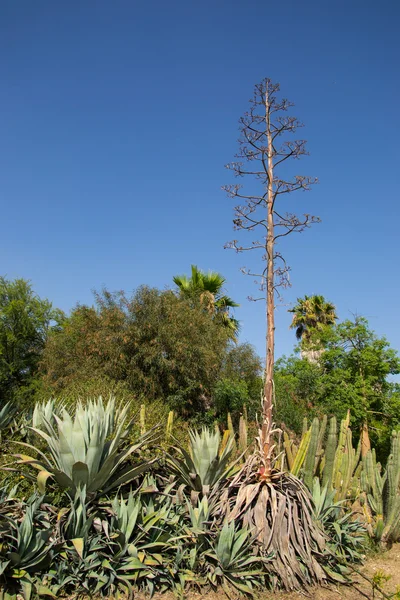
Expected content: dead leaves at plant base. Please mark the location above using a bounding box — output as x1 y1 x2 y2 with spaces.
217 465 350 591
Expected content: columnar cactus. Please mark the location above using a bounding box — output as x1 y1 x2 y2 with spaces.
303 418 320 491
381 431 400 545
322 416 337 489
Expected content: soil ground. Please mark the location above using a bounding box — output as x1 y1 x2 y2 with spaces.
136 544 400 600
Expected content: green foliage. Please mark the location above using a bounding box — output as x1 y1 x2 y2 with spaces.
203 522 266 596
274 355 322 432
0 277 63 406
212 342 263 426
0 397 379 598
289 294 337 343
0 495 55 600
40 287 230 417
0 402 17 437
213 378 249 420
173 265 239 338
275 317 400 457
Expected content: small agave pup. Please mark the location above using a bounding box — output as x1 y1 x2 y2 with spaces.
222 79 348 589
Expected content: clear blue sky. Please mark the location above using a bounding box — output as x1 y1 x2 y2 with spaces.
1 0 399 360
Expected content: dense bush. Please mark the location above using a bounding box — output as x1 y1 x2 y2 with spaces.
40 287 232 417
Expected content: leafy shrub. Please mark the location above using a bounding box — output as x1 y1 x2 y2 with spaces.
213 378 249 422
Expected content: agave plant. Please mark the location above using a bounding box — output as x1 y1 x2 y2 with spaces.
0 401 17 437
312 478 367 563
51 528 115 598
187 496 211 536
202 521 266 596
59 487 96 546
167 427 238 503
106 489 185 597
0 496 55 600
110 487 182 556
32 400 65 431
217 431 352 590
13 397 157 500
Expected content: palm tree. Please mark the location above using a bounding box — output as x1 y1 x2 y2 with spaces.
289 295 337 361
173 265 239 338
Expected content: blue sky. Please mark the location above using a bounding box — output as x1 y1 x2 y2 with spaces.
1 0 399 360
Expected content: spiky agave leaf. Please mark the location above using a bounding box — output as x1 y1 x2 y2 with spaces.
13 397 157 499
0 401 17 433
32 399 65 431
167 427 239 502
0 495 55 599
202 521 266 596
311 478 367 562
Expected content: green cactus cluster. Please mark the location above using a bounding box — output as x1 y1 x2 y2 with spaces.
332 413 361 501
358 431 400 545
285 414 400 545
284 412 360 500
360 449 384 515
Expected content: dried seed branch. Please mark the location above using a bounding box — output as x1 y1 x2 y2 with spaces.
224 78 320 475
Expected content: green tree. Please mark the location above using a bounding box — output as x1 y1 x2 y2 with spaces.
0 276 63 404
274 355 323 432
275 317 400 456
289 295 337 360
321 317 400 453
41 286 230 417
173 265 239 338
213 378 249 422
218 342 263 419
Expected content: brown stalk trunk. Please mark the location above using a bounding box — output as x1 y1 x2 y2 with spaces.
360 421 371 458
359 365 371 458
262 86 275 473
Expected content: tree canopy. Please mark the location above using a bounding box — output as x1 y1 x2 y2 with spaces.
173 265 239 338
0 276 63 403
275 316 400 456
40 286 232 417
